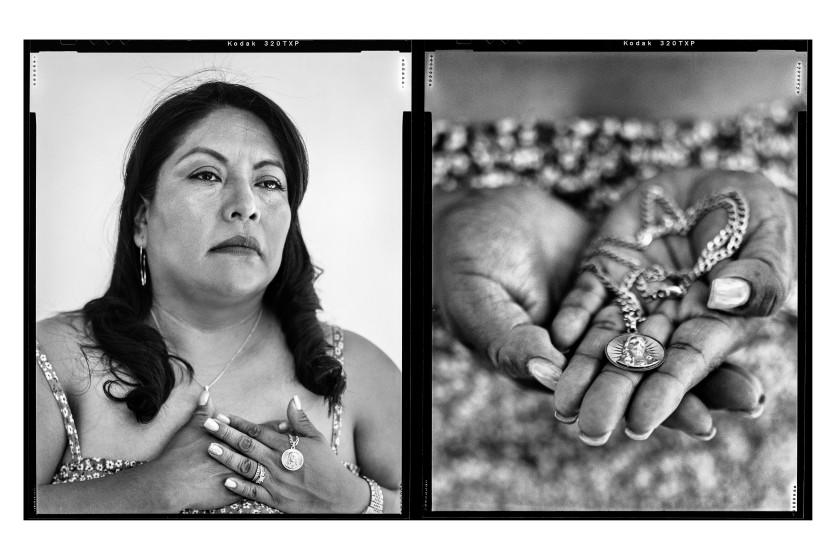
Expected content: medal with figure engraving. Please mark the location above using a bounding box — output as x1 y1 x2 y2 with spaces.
605 333 666 373
281 435 305 471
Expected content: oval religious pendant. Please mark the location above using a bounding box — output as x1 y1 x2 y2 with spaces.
281 448 304 471
605 333 665 373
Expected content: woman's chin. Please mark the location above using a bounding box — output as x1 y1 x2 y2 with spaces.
196 275 273 303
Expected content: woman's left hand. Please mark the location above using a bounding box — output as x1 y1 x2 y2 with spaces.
203 397 370 513
550 169 796 445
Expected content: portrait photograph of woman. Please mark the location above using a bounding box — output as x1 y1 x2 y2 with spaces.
30 47 407 514
430 47 806 512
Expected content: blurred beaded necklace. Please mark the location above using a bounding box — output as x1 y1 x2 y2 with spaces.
150 306 263 398
581 185 749 373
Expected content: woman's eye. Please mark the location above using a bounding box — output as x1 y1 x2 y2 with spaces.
256 179 286 191
190 170 221 182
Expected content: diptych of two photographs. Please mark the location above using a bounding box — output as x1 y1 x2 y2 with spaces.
24 40 810 519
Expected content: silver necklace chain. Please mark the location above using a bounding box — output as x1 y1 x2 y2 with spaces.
150 307 263 392
581 185 749 333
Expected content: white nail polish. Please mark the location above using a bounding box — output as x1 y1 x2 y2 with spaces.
578 431 612 446
693 426 718 441
707 278 751 310
553 410 578 424
292 395 302 411
527 358 561 391
224 478 237 489
208 443 223 456
743 403 765 419
216 413 230 424
625 427 653 441
203 418 219 432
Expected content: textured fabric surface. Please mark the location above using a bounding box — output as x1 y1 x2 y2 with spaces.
431 101 802 511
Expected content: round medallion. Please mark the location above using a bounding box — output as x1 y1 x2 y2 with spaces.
605 333 665 373
281 448 304 471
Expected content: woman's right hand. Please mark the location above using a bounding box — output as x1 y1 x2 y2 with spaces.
433 186 591 389
149 391 239 511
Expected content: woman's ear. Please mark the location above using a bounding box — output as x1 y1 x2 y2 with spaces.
133 198 149 247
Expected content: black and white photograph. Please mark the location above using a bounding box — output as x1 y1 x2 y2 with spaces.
430 47 806 512
28 46 407 514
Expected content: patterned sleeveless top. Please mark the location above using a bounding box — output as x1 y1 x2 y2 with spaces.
36 324 356 514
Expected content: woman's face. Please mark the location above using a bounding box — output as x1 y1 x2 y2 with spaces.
136 107 292 305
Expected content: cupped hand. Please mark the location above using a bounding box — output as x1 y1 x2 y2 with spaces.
203 397 370 514
150 391 240 511
433 186 591 389
551 169 795 445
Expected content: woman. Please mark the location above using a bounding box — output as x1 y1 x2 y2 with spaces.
35 81 401 514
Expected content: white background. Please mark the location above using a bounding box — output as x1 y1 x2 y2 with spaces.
3 0 834 557
32 51 407 369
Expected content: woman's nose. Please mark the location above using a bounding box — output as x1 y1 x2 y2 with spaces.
223 174 259 222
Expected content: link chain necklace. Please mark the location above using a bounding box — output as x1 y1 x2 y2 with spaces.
580 185 749 373
150 306 263 398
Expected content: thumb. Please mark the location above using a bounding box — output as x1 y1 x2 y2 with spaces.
286 395 325 441
192 389 216 423
491 324 566 391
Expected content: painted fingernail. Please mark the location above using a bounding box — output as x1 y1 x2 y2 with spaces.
203 418 219 432
625 426 654 441
707 277 751 310
277 421 289 432
292 395 302 411
744 403 765 419
216 413 230 424
527 358 561 391
693 426 718 441
554 410 578 424
198 390 210 406
208 443 223 456
224 478 238 489
578 430 612 446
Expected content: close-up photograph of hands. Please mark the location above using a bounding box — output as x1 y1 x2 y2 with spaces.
431 50 803 511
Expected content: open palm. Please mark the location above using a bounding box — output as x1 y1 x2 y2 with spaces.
551 169 795 445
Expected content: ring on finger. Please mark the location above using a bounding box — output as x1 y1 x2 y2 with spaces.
251 462 267 485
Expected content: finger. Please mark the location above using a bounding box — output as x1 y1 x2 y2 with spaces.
552 304 626 423
658 393 717 441
695 174 793 316
207 442 264 482
222 477 273 504
215 414 287 450
627 308 746 435
551 271 609 351
191 390 216 424
577 311 674 445
499 325 567 390
443 271 566 387
203 416 272 462
286 396 325 441
691 362 766 417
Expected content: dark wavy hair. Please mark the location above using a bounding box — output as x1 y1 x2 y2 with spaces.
81 81 345 423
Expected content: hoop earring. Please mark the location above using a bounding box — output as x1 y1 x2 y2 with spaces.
140 246 148 287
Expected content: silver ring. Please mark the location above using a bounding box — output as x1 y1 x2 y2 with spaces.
252 463 267 485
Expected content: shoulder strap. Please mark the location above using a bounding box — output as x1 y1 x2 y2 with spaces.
329 325 345 454
35 341 82 463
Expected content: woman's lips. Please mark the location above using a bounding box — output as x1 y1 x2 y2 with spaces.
210 245 260 256
210 235 262 256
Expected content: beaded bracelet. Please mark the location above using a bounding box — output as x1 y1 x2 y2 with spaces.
362 476 384 514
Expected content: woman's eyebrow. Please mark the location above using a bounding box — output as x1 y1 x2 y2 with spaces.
176 147 283 171
254 159 285 171
176 146 227 165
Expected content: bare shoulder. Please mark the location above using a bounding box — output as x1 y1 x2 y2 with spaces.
36 312 97 391
335 328 401 410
